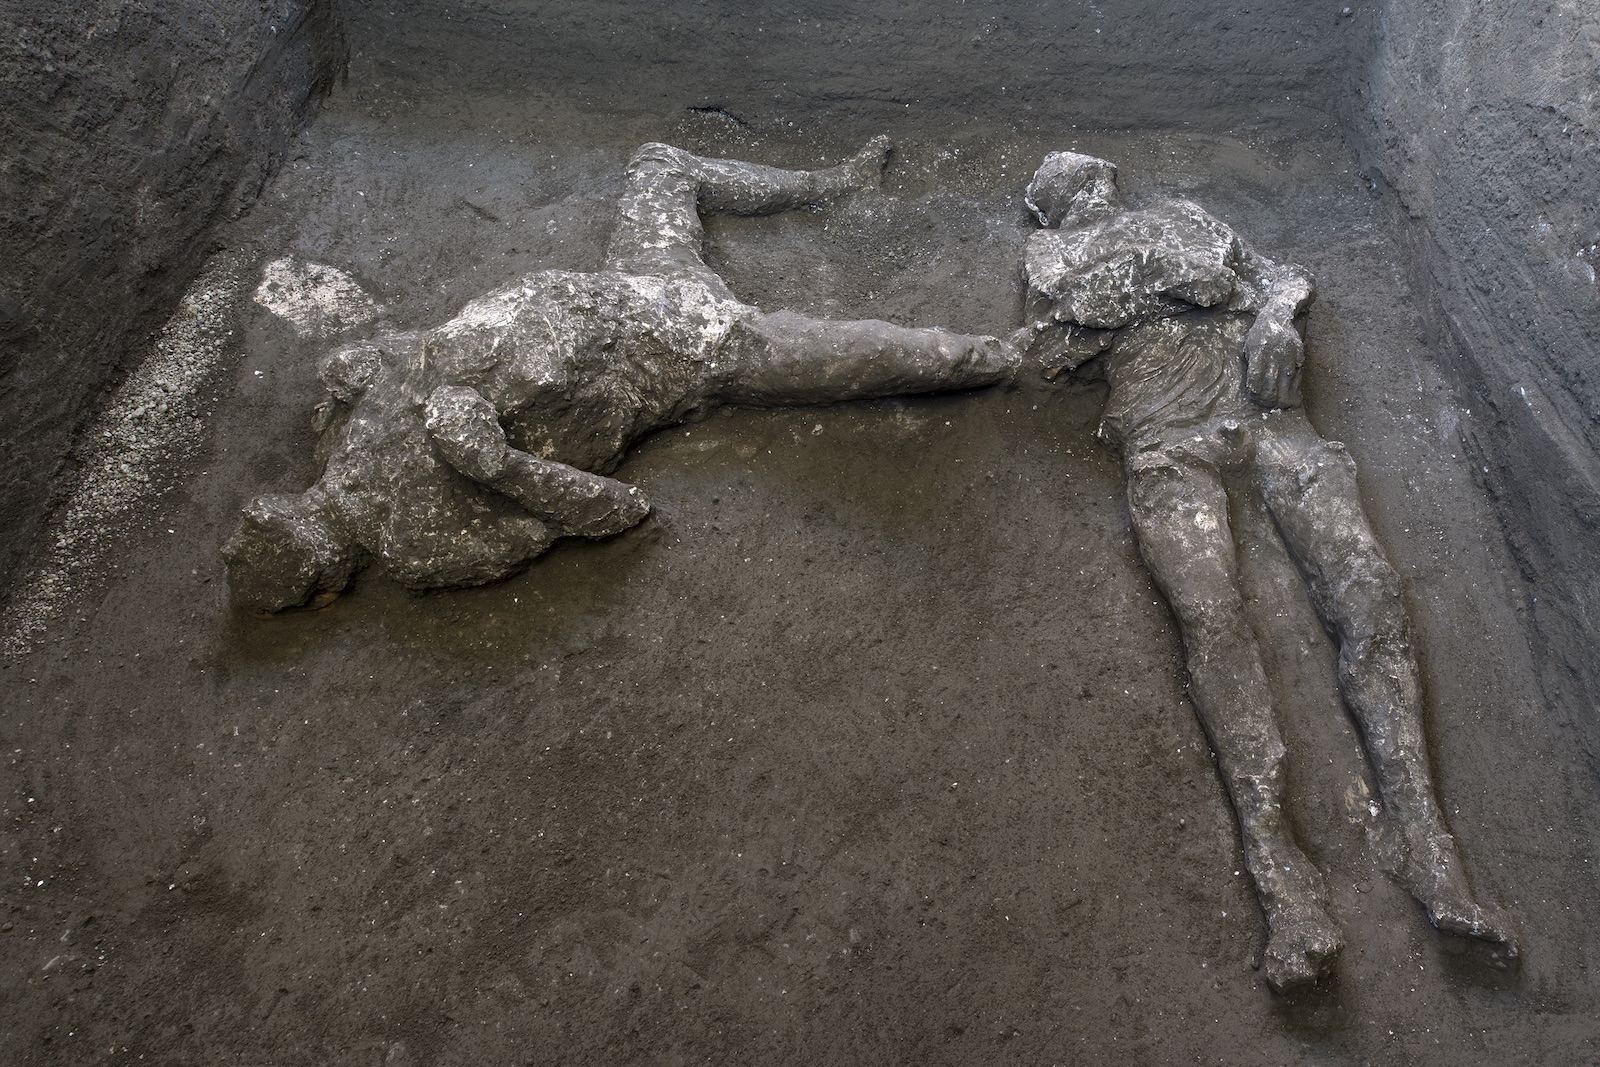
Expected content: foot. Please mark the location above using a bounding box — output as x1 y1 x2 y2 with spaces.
1261 903 1343 993
844 134 892 192
1402 824 1519 963
1428 897 1519 965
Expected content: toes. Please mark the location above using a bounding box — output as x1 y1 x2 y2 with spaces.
850 135 893 187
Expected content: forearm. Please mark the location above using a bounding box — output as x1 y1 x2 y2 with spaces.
1259 265 1314 322
1232 243 1314 320
491 453 649 538
424 385 649 539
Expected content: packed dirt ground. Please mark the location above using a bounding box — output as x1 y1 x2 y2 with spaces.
3 3 1598 1064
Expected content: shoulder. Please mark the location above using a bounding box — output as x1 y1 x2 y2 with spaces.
1124 198 1236 246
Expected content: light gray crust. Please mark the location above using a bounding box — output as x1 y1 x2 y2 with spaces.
1023 153 1516 993
222 140 1018 612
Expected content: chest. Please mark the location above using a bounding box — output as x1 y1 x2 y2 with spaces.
1026 204 1243 329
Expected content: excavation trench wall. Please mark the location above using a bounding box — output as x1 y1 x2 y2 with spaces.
0 0 346 594
1357 0 1600 747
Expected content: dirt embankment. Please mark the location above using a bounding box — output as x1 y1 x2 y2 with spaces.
0 0 346 595
1356 0 1600 748
344 0 1368 147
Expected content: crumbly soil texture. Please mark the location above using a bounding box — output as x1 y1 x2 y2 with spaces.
3 6 1598 1065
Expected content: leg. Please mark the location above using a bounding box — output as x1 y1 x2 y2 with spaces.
603 139 890 285
1256 417 1515 955
707 309 1017 408
425 386 650 540
1126 449 1342 992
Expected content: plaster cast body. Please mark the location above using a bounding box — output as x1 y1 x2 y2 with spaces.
1020 151 1515 992
223 140 1016 610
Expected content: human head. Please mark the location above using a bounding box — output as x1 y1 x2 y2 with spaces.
319 340 387 404
1024 152 1120 228
221 493 357 612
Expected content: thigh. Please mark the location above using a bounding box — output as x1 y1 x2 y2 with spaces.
1125 448 1243 620
603 144 733 297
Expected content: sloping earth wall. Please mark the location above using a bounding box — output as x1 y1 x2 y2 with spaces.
0 0 346 595
1356 0 1600 753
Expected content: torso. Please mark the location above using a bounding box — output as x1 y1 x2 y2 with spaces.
1025 202 1262 447
1101 309 1254 448
418 269 753 473
317 268 753 585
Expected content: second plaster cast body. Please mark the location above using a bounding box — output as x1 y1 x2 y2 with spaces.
1020 150 1516 992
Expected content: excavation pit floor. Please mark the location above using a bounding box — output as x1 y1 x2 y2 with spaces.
3 56 1598 1067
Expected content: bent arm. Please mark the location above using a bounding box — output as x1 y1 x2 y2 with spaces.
424 386 650 539
1019 267 1116 379
1234 247 1314 319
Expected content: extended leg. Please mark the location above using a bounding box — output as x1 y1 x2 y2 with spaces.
604 139 891 285
1127 451 1342 992
425 386 650 540
708 309 1018 408
1257 418 1515 956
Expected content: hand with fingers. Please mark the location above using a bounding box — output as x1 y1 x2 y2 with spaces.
1242 311 1305 409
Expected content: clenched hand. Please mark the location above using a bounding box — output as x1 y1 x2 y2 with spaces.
1243 313 1304 409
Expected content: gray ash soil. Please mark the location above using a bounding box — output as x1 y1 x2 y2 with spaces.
3 6 1599 1064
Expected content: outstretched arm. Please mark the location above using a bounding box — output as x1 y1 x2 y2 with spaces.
423 386 650 540
1233 247 1315 409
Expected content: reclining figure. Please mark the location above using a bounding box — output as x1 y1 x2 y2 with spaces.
1019 150 1516 991
224 139 1017 611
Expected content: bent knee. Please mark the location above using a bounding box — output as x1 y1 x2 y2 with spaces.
1298 437 1359 484
1224 750 1289 794
1337 565 1411 659
626 141 692 176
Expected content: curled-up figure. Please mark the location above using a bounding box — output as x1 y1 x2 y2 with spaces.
1019 151 1516 992
224 139 1017 611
